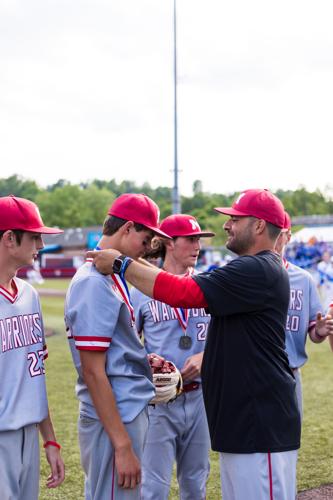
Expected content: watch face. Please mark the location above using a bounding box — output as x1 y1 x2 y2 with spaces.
113 257 123 274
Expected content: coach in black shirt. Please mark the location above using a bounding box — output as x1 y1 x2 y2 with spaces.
88 189 301 500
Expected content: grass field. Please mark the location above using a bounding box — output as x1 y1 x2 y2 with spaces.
36 279 333 499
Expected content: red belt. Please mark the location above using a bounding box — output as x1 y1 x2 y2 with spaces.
182 382 200 393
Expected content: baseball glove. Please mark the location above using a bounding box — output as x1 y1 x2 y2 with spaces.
148 354 183 404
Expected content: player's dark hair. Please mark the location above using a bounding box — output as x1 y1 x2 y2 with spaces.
102 215 147 236
266 222 282 241
0 229 24 245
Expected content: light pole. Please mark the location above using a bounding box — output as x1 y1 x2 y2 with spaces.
172 0 181 214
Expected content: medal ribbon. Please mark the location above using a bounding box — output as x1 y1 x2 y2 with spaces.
87 246 135 324
174 307 189 332
172 267 194 334
111 274 135 324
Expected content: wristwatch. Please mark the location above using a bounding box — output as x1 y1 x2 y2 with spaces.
112 254 133 277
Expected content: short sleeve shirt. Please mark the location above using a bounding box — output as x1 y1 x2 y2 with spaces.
285 262 322 368
0 278 48 431
65 263 155 423
193 251 301 453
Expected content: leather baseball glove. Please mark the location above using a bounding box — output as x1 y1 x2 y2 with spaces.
148 353 183 404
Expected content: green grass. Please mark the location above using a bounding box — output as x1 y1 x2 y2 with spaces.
34 278 71 291
297 340 333 492
37 280 333 499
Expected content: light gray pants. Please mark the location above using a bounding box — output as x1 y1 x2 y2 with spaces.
219 450 298 500
0 423 40 500
141 388 210 500
79 408 148 500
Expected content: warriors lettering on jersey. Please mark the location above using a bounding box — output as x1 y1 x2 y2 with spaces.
147 300 209 324
286 289 303 333
1 312 43 353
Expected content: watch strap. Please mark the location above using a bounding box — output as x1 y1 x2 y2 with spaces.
120 256 133 280
112 254 133 278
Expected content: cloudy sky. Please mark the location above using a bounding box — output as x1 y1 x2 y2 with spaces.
1 0 333 196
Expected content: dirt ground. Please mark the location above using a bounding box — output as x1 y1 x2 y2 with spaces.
298 484 333 499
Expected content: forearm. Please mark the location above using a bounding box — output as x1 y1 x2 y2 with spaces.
40 412 65 488
87 249 207 307
125 261 161 298
39 412 57 442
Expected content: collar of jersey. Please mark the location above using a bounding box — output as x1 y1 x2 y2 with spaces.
0 279 18 303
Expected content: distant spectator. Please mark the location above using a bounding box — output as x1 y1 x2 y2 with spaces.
27 259 44 285
317 251 333 310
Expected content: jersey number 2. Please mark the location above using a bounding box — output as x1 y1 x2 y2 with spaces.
197 322 208 341
27 350 45 377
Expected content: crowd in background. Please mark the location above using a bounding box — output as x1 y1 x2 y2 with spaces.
197 239 333 311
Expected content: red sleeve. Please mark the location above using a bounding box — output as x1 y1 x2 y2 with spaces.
153 271 208 308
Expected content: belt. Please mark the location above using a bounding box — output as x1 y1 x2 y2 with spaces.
182 382 200 393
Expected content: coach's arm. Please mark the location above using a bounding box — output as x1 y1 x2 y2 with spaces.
86 250 207 309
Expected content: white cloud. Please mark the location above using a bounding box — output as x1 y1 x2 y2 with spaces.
1 0 333 198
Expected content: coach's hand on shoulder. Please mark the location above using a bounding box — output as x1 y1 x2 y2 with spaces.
45 445 65 488
115 442 141 489
86 249 121 275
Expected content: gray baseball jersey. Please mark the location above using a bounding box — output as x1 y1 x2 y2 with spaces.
0 278 48 431
65 262 155 423
284 260 322 368
132 288 210 380
132 287 211 500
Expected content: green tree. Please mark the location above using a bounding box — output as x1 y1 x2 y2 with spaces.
0 175 41 200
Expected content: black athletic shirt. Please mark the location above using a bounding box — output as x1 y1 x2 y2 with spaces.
193 250 301 453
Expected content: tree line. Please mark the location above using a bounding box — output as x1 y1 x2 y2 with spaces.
1 175 333 245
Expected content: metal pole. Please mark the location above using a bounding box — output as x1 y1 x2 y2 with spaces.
172 0 181 214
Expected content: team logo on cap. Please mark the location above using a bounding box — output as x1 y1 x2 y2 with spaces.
34 205 42 221
189 219 200 231
235 193 246 205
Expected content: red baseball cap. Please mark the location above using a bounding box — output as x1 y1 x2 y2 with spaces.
108 193 171 239
160 214 215 238
214 189 285 228
0 195 63 234
282 211 292 231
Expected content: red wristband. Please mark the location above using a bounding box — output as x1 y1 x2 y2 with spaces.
43 440 61 450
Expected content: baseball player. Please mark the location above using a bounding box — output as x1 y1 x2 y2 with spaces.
87 189 302 500
0 195 65 500
275 212 331 416
65 193 171 500
317 250 333 310
132 214 214 500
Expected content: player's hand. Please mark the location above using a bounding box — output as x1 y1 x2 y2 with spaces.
147 352 165 368
86 249 121 275
315 312 333 338
180 352 203 382
45 446 65 488
115 443 141 489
